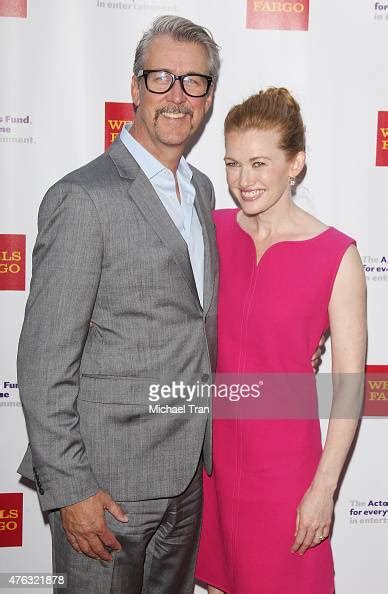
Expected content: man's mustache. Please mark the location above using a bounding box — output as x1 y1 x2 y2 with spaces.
155 105 193 118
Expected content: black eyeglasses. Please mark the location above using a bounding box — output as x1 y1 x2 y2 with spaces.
137 69 213 98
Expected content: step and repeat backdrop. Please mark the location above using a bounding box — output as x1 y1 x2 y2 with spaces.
0 0 387 592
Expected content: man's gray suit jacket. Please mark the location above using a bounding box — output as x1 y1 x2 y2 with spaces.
17 137 219 512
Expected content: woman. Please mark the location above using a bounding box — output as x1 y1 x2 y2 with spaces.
195 88 367 594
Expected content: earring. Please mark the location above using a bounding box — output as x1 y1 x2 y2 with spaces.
289 176 296 186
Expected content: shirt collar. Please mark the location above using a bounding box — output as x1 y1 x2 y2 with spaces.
120 124 193 183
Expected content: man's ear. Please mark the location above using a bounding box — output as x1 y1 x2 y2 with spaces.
204 87 215 114
131 75 140 107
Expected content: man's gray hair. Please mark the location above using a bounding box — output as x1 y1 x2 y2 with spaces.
133 15 221 85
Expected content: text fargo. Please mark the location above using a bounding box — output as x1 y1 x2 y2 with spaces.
368 379 388 401
0 251 22 274
0 509 18 532
380 128 388 150
253 1 305 12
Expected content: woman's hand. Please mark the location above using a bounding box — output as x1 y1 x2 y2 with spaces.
291 484 334 555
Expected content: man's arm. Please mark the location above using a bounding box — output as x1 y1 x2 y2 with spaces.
18 182 103 510
18 182 129 560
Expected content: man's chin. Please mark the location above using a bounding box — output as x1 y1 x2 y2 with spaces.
155 126 193 148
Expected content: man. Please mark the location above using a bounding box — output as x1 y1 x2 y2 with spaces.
17 15 220 593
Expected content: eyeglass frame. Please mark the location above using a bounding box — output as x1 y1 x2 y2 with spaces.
137 69 213 98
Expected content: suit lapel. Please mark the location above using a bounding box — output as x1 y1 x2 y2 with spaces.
192 174 216 317
108 138 201 309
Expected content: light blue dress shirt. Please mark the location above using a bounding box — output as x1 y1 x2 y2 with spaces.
120 124 204 307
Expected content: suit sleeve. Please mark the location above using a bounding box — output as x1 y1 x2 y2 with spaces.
17 182 103 511
202 173 216 210
208 177 216 210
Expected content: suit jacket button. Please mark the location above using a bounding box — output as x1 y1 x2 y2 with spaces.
38 488 45 495
201 373 210 382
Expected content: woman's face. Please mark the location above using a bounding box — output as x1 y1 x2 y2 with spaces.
224 127 304 216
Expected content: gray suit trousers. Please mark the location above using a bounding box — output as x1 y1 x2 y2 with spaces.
48 462 203 594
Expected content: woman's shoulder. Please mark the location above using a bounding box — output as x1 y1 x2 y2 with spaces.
328 226 356 244
295 210 356 247
321 226 357 254
212 207 238 225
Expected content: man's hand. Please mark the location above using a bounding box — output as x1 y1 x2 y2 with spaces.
60 491 128 562
311 333 326 373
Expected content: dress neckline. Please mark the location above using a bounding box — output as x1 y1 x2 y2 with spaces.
234 209 333 267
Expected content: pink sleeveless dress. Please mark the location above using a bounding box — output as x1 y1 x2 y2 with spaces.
195 208 356 594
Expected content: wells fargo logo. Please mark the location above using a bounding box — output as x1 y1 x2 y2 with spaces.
376 112 388 166
0 234 26 291
0 0 27 18
246 0 309 30
364 365 388 416
105 102 135 150
0 493 23 547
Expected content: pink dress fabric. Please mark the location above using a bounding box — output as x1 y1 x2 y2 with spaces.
195 208 356 594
